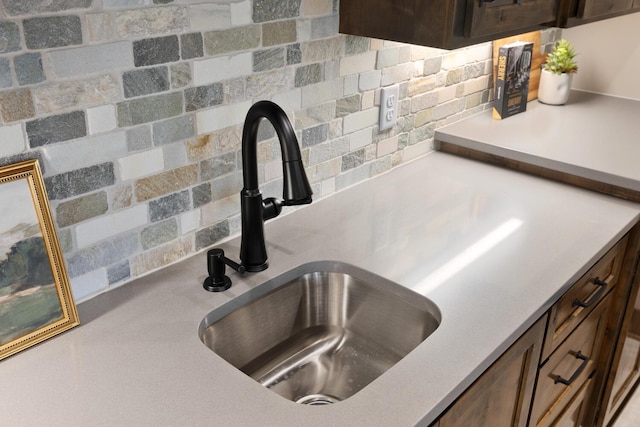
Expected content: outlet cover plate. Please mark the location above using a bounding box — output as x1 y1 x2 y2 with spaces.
379 84 399 131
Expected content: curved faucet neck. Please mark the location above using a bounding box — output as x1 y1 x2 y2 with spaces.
238 101 312 272
241 101 302 192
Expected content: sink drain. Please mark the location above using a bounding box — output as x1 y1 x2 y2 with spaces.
296 394 340 405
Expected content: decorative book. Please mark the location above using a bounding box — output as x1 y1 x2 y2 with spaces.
493 41 534 120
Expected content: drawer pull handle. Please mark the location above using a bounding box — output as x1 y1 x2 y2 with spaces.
572 278 608 308
553 351 589 385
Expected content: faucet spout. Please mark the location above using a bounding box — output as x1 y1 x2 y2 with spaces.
239 101 313 272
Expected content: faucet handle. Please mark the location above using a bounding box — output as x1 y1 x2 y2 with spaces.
262 196 311 221
262 197 283 221
203 248 245 292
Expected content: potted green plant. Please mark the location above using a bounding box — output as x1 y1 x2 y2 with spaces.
538 39 578 105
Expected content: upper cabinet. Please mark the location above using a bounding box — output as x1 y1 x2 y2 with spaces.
465 0 557 39
581 0 634 18
558 0 640 26
339 0 559 50
339 0 640 50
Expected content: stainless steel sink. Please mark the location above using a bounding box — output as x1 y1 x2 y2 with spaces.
198 261 441 405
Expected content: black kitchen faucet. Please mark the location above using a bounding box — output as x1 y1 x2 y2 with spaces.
204 101 313 291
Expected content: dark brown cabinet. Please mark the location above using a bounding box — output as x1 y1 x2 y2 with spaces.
529 236 628 426
465 0 557 39
340 0 640 50
558 0 640 26
339 0 559 50
580 0 634 19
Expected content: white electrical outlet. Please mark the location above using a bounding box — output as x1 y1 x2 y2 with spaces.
379 84 399 131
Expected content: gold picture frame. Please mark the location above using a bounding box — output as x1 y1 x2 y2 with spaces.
0 159 79 360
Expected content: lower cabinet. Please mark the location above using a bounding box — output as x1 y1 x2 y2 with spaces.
599 230 640 425
593 224 640 426
529 292 612 426
436 316 546 427
602 309 640 425
433 229 640 427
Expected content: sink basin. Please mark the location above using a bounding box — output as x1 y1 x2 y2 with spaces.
198 261 440 405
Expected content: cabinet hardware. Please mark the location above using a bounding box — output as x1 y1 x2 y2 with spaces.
553 351 589 385
573 277 608 308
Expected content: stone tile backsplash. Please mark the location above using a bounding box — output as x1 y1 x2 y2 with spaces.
0 1 559 302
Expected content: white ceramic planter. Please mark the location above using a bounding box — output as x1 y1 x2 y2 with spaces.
538 68 574 105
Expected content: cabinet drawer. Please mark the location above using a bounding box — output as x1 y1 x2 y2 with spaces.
464 0 557 39
530 294 611 427
542 236 627 360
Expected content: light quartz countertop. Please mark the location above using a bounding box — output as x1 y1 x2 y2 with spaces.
1 152 639 426
435 90 640 192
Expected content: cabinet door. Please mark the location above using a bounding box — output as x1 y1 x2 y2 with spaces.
438 316 546 427
465 0 557 39
553 377 594 427
578 0 634 19
596 224 640 426
603 290 640 425
339 0 459 49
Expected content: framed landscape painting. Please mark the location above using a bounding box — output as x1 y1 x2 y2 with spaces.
0 160 79 361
